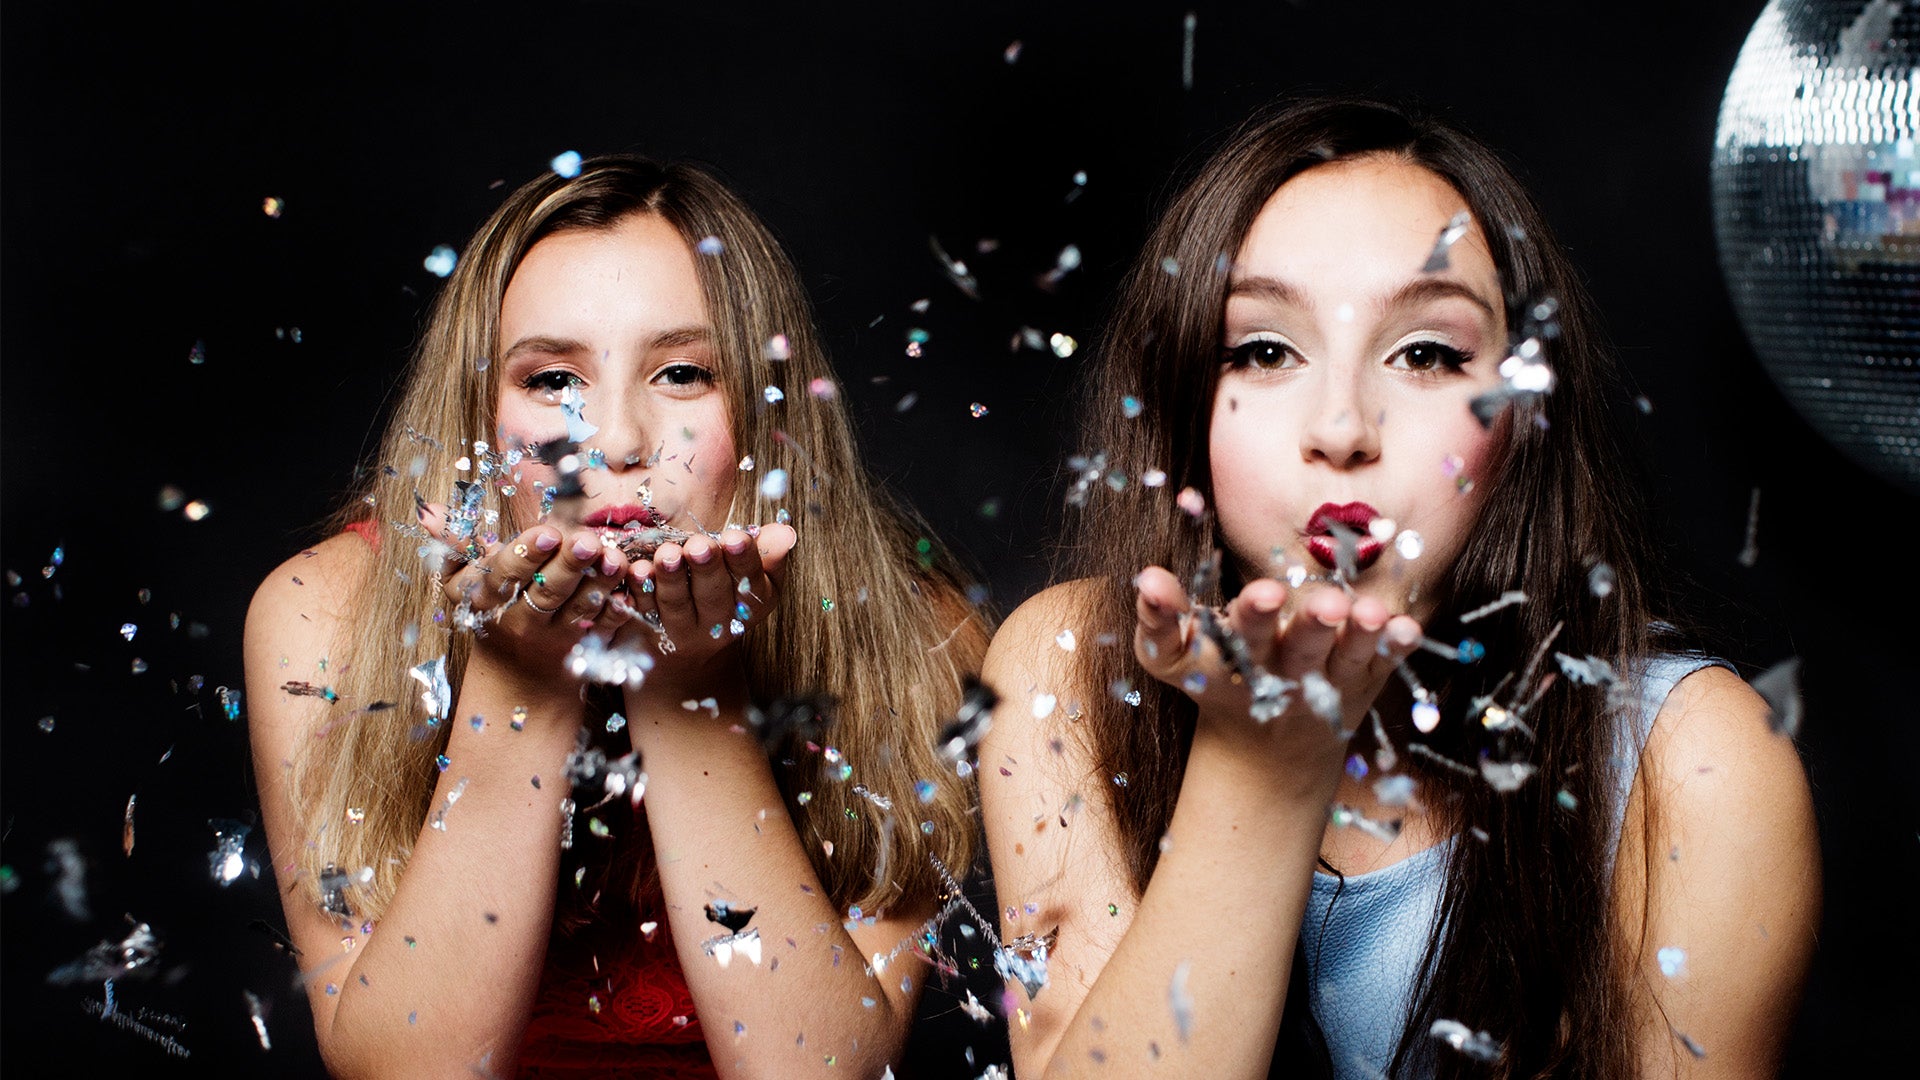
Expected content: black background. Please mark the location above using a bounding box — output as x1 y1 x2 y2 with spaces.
3 1 1915 1076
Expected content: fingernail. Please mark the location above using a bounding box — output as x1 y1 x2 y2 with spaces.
534 532 562 552
571 536 598 559
658 552 681 572
601 555 619 576
724 536 749 555
687 542 714 565
1389 621 1420 647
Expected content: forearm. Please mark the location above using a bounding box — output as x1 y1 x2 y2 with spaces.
627 690 918 1079
320 673 581 1079
1034 733 1334 1079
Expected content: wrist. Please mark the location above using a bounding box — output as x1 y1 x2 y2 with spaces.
1187 722 1342 808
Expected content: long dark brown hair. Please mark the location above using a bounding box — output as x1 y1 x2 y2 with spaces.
1060 97 1676 1078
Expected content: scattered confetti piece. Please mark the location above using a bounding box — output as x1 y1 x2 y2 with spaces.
423 245 457 277
1751 656 1803 737
1169 959 1194 1041
550 151 583 178
1430 1018 1502 1062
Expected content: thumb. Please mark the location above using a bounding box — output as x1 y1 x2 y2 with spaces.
1133 565 1198 677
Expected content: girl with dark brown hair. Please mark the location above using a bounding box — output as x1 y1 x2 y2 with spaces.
979 98 1818 1078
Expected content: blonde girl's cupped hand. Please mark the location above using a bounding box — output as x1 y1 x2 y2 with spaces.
616 522 796 702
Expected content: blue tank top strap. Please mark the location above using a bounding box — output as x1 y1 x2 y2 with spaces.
1300 651 1735 1079
1602 653 1735 878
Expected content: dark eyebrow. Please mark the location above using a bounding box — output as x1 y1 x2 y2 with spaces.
650 326 711 350
1383 277 1498 321
1227 275 1313 310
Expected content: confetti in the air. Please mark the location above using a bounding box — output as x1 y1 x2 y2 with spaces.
1181 12 1197 90
550 151 583 178
423 245 457 278
1737 487 1761 568
1751 656 1803 737
410 656 451 720
935 678 1000 764
1459 590 1527 623
1657 946 1688 978
208 819 250 886
760 469 789 499
1169 959 1194 1041
1421 210 1473 273
1430 1018 1503 1062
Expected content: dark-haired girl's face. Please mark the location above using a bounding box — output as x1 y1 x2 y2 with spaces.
1211 155 1510 619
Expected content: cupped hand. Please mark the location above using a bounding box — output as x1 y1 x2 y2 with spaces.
420 504 635 680
1133 565 1422 781
615 522 797 699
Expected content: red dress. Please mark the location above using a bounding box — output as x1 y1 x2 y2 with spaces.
515 911 717 1079
339 521 717 1078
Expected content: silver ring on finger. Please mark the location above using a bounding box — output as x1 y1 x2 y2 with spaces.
523 591 563 616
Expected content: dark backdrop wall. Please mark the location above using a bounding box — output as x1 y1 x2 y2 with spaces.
3 1 1913 1076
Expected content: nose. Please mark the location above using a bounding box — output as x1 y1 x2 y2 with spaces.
583 387 657 473
1299 367 1381 469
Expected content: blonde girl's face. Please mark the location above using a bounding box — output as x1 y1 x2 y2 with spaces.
1210 155 1511 621
494 213 738 540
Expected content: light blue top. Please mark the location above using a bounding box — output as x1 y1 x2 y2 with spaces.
1299 654 1726 1079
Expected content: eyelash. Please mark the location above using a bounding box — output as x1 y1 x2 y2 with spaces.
655 363 715 387
1220 339 1474 373
518 364 717 393
520 369 583 394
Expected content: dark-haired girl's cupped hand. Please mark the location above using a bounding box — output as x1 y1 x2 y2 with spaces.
420 504 634 705
1133 564 1422 799
616 523 796 704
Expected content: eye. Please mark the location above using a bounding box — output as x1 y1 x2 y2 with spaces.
654 363 715 387
1223 339 1299 370
1390 341 1472 373
520 369 583 396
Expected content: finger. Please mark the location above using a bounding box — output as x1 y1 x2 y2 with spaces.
562 548 625 629
520 530 604 619
682 534 737 638
1133 566 1201 678
1225 579 1287 672
718 528 770 622
754 523 797 590
452 526 562 613
1327 594 1390 687
1367 615 1424 681
1272 586 1349 680
650 542 697 632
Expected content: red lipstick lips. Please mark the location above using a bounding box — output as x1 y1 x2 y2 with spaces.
1304 501 1384 572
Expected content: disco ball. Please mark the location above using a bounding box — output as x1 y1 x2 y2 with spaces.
1712 0 1920 494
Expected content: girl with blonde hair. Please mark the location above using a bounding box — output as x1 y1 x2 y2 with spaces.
247 157 985 1079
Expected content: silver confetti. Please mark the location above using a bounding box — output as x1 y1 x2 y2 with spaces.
1751 656 1803 737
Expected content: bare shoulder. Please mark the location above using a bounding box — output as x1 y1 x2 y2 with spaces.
246 534 369 650
244 533 371 741
1642 664 1811 808
1615 663 1820 1074
982 578 1106 688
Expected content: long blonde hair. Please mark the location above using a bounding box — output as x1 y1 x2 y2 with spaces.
289 157 985 922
